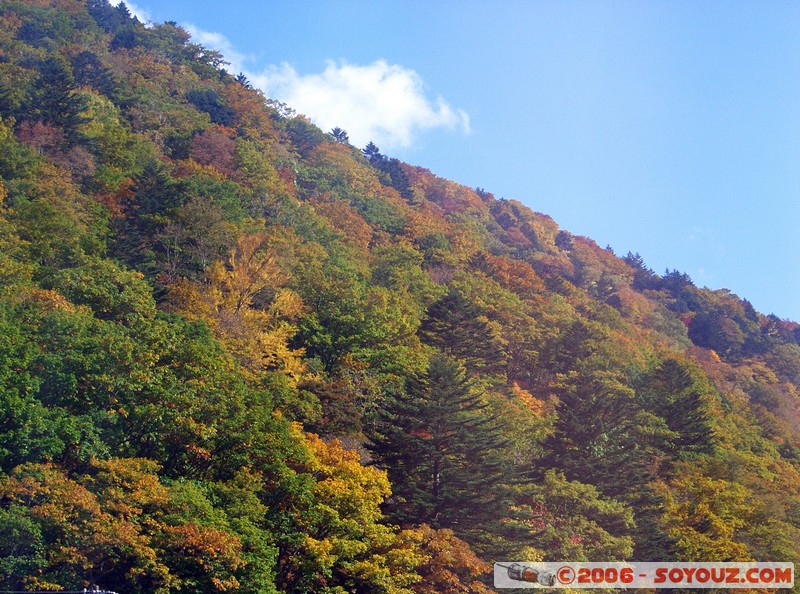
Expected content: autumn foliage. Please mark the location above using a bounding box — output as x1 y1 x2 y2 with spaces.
0 1 799 593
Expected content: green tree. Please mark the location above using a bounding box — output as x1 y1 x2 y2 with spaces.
71 51 122 102
329 127 349 144
0 505 47 590
418 289 506 377
88 0 138 33
526 470 635 561
540 368 666 501
368 353 514 553
636 357 718 459
363 141 382 164
624 251 659 290
0 300 66 472
186 89 234 126
113 159 184 281
688 308 746 357
30 57 87 143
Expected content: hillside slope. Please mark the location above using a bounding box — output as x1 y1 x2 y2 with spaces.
0 2 799 592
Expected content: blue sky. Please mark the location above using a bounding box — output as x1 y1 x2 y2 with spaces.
124 1 800 321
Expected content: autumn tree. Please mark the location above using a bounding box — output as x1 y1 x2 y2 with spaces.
654 462 754 562
189 126 237 177
169 231 307 384
411 525 493 594
1 2 799 591
0 461 175 592
277 433 423 593
0 459 251 593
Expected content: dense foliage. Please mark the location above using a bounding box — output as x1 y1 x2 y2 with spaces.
0 1 799 592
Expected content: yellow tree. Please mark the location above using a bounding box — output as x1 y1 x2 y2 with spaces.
410 525 493 594
654 461 753 561
170 231 307 383
278 430 423 593
0 461 175 592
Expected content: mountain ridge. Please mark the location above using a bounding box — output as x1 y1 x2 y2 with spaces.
0 2 799 592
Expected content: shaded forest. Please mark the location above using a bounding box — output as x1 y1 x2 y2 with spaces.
0 1 799 592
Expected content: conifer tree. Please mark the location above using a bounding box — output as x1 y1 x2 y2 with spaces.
382 156 414 200
71 51 120 102
131 159 182 217
367 352 515 552
539 368 662 501
31 57 87 144
418 289 506 377
637 358 717 459
112 160 183 281
329 127 349 144
88 0 137 32
624 251 660 290
0 82 14 119
362 141 383 164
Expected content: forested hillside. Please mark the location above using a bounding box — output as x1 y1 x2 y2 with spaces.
0 2 799 592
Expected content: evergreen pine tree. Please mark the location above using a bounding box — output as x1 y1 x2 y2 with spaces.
362 141 383 165
418 289 506 377
0 82 14 119
638 358 717 459
539 368 661 501
628 484 678 561
88 0 136 32
624 251 660 290
367 352 515 553
235 72 252 88
382 157 414 201
112 160 183 283
71 51 121 102
31 57 87 144
329 127 349 144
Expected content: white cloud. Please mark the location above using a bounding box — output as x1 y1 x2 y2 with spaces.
184 25 251 75
250 60 470 150
176 26 470 150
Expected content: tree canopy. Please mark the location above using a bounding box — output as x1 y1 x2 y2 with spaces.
0 1 798 591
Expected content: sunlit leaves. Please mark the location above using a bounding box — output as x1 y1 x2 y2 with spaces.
526 470 635 561
0 459 251 593
169 232 307 383
1 1 799 590
410 525 492 594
